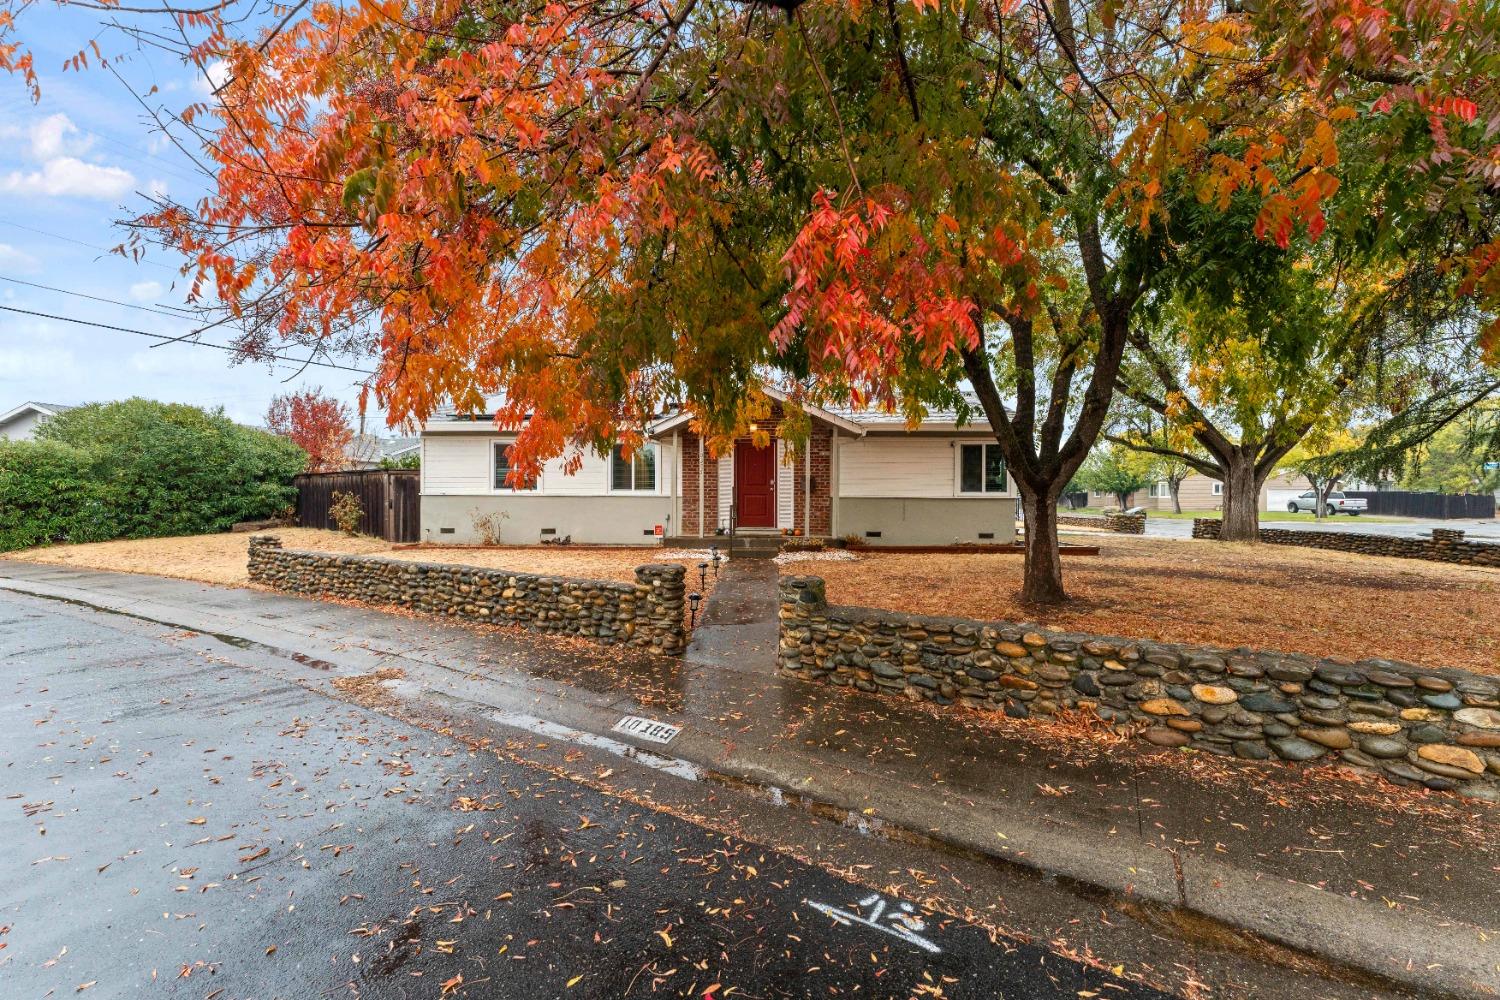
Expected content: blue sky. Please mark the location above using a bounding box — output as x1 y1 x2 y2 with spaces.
0 9 384 430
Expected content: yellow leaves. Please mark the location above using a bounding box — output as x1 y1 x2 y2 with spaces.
566 974 583 988
187 817 206 826
656 927 674 948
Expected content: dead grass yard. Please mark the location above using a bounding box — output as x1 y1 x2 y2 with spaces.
2 528 718 590
783 534 1500 676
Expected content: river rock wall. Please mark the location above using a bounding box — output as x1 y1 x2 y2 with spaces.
778 575 1500 799
249 536 686 654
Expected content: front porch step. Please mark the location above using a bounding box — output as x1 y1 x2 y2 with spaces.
661 535 786 559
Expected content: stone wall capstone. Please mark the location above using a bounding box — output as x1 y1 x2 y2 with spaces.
1192 518 1500 567
249 536 686 654
777 574 1500 799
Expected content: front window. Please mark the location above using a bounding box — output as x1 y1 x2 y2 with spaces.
1211 481 1224 496
1150 480 1170 499
494 442 538 491
960 443 1007 494
610 445 657 492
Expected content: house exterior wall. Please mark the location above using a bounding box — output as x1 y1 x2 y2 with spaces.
837 497 1017 544
420 431 677 544
0 410 46 441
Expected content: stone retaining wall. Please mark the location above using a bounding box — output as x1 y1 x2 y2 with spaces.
778 575 1500 798
1192 518 1500 566
1057 512 1145 533
249 536 686 654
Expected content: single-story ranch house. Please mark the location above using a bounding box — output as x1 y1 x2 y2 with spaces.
418 390 1019 546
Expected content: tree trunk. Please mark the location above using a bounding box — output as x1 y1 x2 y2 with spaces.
1169 483 1182 514
1019 488 1065 604
1218 454 1261 541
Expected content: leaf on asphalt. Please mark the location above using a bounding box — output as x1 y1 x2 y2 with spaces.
239 847 270 864
187 817 206 826
656 929 673 948
567 974 583 988
264 946 276 956
75 983 96 992
440 973 463 995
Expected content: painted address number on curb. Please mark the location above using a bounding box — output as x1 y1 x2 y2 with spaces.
612 716 682 745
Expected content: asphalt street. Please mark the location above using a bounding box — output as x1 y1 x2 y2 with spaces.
0 589 1168 1000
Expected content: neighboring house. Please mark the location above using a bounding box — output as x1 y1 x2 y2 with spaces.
1106 470 1318 512
0 401 73 441
345 434 422 469
419 389 1019 546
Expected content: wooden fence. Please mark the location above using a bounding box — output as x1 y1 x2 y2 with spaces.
293 470 420 542
1344 490 1495 520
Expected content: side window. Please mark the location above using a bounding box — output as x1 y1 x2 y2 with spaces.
960 443 1006 493
494 442 538 491
610 445 657 492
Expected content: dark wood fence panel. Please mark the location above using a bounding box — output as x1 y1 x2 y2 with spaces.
294 470 421 542
1344 491 1496 519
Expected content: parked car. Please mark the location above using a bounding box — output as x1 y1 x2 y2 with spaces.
1286 490 1368 516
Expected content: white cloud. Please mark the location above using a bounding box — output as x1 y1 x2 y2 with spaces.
29 113 93 160
146 178 169 198
129 280 163 301
0 157 136 200
193 59 232 96
0 242 39 271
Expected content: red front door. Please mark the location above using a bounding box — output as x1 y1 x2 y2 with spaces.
733 440 777 528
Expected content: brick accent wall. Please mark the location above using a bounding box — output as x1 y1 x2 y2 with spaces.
249 536 686 654
1192 519 1500 567
778 575 1500 799
793 424 833 536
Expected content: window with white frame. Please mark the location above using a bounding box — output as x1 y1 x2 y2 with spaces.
610 444 657 492
1211 480 1224 496
1149 480 1171 499
493 442 538 491
959 443 1007 494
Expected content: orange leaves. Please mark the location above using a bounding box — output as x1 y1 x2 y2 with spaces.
772 188 980 400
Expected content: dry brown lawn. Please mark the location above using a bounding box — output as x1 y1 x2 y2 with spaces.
782 534 1500 676
2 528 718 590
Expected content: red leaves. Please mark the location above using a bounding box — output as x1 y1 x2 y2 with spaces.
773 189 979 401
266 389 355 473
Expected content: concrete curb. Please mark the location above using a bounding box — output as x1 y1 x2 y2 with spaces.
2 569 1493 998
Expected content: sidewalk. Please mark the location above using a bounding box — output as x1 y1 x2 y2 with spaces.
3 557 1496 997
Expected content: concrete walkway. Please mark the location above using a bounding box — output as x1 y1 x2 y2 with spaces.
2 558 1496 997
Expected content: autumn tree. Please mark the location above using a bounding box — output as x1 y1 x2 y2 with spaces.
4 0 1497 602
1074 446 1153 510
265 389 354 473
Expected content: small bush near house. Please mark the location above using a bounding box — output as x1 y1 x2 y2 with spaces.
0 399 306 552
330 491 364 535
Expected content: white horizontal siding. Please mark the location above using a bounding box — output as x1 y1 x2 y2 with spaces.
838 436 1014 498
422 434 674 497
422 435 493 494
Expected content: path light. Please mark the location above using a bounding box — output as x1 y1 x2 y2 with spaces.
689 592 702 628
698 561 709 590
710 548 721 576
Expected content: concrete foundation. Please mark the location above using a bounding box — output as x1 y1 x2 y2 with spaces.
420 494 674 545
836 497 1018 545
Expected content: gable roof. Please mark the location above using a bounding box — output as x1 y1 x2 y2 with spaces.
0 401 73 426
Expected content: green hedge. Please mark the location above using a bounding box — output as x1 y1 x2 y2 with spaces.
0 399 306 552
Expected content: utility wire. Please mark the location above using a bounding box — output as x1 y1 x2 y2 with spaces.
0 272 199 319
0 304 374 375
0 218 179 271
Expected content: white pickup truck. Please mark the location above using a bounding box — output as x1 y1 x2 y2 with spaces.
1285 490 1368 516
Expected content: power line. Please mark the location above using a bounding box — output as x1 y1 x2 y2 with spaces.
0 272 199 319
0 218 179 271
0 304 375 375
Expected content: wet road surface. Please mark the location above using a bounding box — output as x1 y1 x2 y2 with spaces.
0 591 1166 999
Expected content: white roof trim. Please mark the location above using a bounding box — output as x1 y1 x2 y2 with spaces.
649 388 866 437
0 402 61 425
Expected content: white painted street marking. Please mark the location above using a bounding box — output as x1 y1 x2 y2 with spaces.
805 893 942 954
612 715 682 745
490 711 700 781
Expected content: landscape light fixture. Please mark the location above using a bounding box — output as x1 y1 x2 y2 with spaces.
710 547 721 576
689 592 702 628
698 561 709 589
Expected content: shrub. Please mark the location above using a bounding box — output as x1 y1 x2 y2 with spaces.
330 491 364 535
469 508 509 545
0 398 307 551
